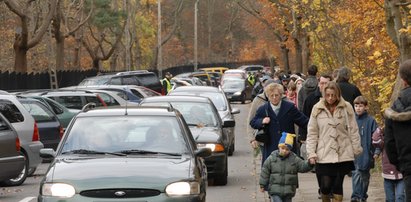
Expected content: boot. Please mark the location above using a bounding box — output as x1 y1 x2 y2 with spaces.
333 194 343 202
321 194 331 202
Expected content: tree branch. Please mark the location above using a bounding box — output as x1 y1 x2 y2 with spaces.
28 0 58 48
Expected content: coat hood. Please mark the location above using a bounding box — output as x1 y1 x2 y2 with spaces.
303 76 318 92
385 87 411 121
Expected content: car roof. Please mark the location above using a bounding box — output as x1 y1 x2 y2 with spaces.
77 106 177 117
142 95 210 103
170 86 221 93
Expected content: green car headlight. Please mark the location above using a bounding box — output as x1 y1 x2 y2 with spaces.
42 183 75 197
165 181 200 195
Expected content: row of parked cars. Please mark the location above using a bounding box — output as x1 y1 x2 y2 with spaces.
34 84 240 201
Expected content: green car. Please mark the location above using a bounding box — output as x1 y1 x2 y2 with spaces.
22 96 79 128
38 106 210 202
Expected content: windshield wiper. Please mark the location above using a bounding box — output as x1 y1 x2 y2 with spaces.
61 149 126 156
117 149 181 156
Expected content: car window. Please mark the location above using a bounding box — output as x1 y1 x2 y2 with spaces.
141 102 218 127
49 96 83 109
44 99 64 114
0 100 24 123
134 73 158 86
95 92 120 106
85 96 105 107
122 76 138 85
138 87 159 97
101 89 129 101
79 78 109 86
61 116 188 154
130 89 144 99
110 77 122 85
222 79 244 89
21 101 57 122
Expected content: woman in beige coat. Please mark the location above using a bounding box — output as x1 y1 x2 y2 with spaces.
306 81 362 202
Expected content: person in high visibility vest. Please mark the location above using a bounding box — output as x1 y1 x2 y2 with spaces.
248 72 256 86
161 72 172 95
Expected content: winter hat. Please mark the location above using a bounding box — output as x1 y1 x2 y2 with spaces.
278 132 296 149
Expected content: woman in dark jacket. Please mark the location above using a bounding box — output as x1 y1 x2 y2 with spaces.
250 83 308 163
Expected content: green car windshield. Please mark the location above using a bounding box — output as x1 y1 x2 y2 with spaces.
61 116 189 155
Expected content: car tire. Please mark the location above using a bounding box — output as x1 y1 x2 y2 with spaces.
0 152 28 186
214 159 228 186
241 93 246 104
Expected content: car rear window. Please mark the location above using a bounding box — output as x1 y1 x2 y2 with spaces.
49 96 83 109
0 100 24 123
20 100 57 122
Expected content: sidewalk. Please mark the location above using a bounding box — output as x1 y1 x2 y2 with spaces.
253 154 386 202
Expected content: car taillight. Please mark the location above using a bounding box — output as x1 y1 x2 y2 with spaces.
15 137 21 152
32 122 40 141
59 126 64 139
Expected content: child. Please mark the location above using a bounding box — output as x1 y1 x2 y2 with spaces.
351 96 378 202
372 127 405 202
259 132 313 201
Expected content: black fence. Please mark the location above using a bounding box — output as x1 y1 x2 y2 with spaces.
0 59 270 91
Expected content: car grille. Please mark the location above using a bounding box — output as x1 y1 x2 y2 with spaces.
80 189 161 198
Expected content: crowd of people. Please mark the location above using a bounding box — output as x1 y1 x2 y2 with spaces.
247 62 411 202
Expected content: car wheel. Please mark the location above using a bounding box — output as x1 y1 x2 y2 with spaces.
241 93 246 104
214 159 228 186
1 152 28 186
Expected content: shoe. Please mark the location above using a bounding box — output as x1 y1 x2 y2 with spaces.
350 198 360 202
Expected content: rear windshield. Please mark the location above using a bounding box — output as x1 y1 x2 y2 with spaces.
0 99 24 123
78 77 110 86
135 73 161 92
20 100 57 122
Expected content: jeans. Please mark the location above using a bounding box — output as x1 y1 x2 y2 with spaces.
351 169 370 200
271 195 292 202
384 178 405 202
404 175 411 202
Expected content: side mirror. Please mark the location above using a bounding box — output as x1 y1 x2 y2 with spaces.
40 148 56 159
223 120 235 128
195 147 211 158
231 108 240 114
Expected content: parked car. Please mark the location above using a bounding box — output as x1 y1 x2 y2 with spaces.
86 89 139 107
221 78 253 104
174 72 217 86
78 70 163 94
39 106 210 201
168 86 239 156
140 96 234 185
40 90 107 110
237 65 264 74
21 96 79 129
18 97 63 150
0 93 43 183
0 113 25 185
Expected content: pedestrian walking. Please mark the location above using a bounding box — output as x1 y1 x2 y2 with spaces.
335 66 362 108
351 96 378 202
384 59 411 201
306 81 363 202
298 65 318 111
250 83 308 164
373 127 405 202
259 132 313 202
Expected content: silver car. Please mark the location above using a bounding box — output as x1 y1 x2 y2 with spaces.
0 93 43 183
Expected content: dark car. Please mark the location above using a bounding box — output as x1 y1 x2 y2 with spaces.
168 86 240 156
18 98 63 150
140 96 234 185
39 106 210 201
221 78 253 104
0 113 25 185
78 70 163 94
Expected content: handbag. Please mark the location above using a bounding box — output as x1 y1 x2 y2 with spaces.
254 108 269 143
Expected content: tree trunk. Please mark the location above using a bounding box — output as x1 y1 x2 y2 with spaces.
55 35 65 70
294 38 303 73
93 59 100 71
281 44 290 72
14 45 27 73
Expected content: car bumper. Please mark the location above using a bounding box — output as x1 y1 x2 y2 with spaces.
25 141 44 169
225 94 242 101
203 152 227 177
38 194 204 202
0 155 25 181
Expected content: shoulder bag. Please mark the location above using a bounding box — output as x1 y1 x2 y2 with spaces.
254 107 269 143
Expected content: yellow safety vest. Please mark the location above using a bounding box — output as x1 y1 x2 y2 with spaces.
162 78 172 93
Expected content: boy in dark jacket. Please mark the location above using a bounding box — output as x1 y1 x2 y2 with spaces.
385 59 411 201
351 96 378 202
260 132 313 201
